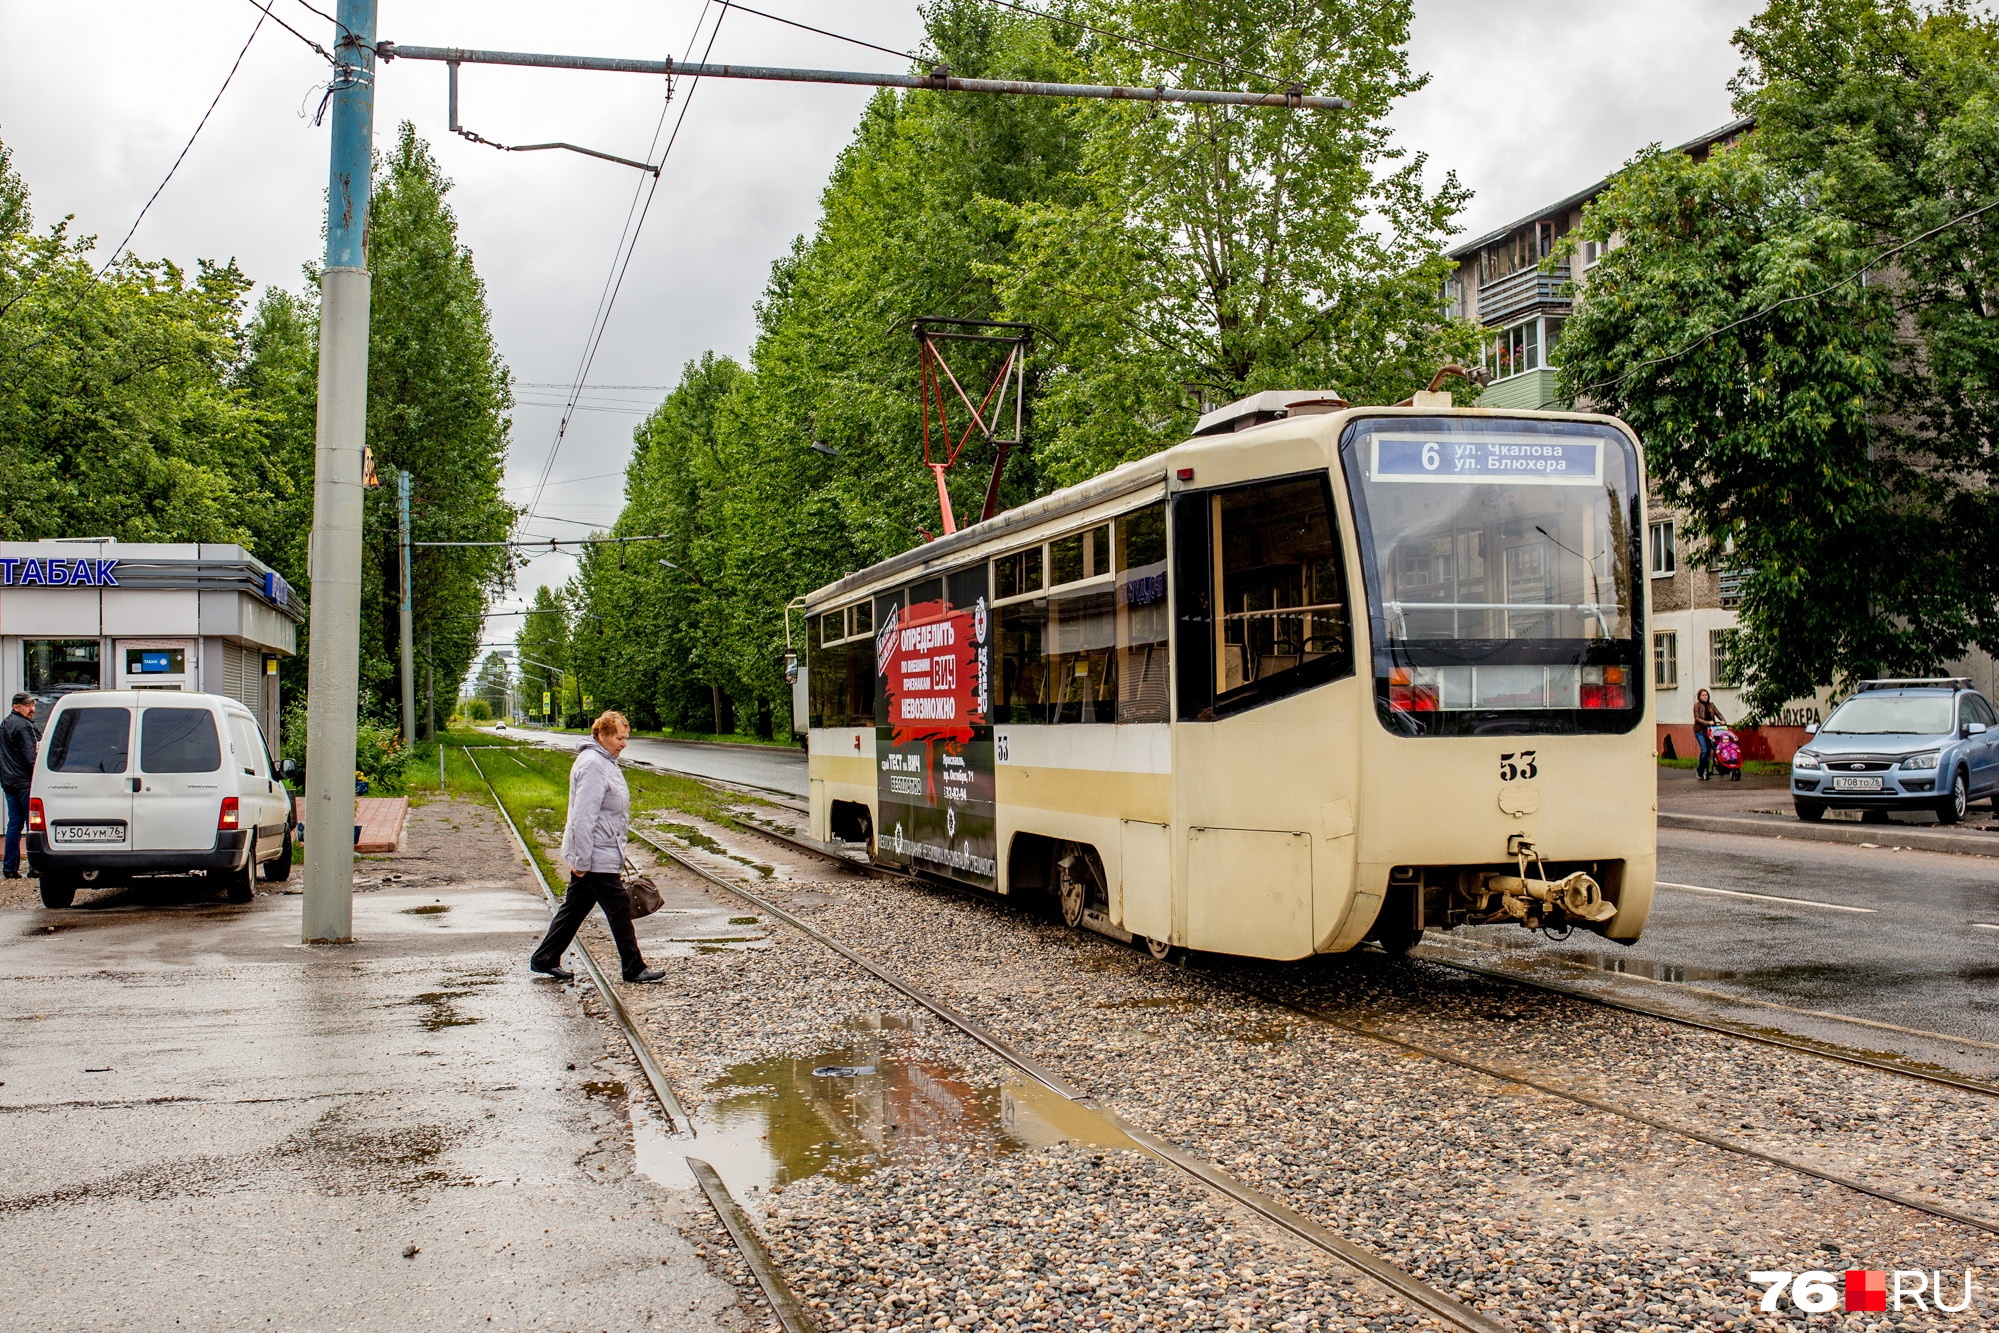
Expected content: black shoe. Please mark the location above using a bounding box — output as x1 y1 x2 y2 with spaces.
624 966 665 984
531 963 575 981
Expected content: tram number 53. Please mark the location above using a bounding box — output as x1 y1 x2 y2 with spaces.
1499 751 1538 781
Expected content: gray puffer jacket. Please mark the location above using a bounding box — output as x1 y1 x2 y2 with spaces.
559 740 629 874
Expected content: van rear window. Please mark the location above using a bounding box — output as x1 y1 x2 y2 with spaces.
47 708 131 774
140 708 221 774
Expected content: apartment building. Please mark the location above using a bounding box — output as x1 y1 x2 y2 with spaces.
1440 119 1827 757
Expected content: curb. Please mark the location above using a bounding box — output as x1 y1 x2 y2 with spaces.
1659 810 1999 857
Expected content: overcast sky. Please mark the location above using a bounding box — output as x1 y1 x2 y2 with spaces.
1 0 1759 650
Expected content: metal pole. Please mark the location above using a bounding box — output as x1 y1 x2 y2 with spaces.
378 44 1347 111
425 628 436 742
398 469 416 748
302 0 377 945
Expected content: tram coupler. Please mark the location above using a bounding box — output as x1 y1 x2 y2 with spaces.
1471 836 1617 926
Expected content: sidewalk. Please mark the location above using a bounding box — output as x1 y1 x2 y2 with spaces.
0 794 739 1331
1656 763 1999 856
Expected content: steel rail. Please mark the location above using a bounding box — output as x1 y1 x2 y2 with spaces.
462 747 817 1333
461 746 692 1134
1417 950 1999 1100
378 42 1349 111
630 827 1508 1333
1205 972 1999 1240
730 811 1999 1099
688 1158 820 1333
711 812 1999 1238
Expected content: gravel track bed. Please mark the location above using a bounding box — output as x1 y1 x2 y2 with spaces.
682 824 1997 1332
594 857 1449 1333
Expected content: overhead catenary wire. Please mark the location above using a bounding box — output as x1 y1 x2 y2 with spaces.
518 2 730 539
722 0 921 65
240 0 336 63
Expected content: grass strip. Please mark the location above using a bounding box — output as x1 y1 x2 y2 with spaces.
463 741 765 895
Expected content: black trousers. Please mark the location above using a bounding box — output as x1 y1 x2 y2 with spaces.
532 870 648 980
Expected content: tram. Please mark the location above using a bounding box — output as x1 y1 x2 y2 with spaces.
795 389 1655 960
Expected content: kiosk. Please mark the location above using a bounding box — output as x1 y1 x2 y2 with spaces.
0 540 302 746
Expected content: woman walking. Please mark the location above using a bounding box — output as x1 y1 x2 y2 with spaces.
530 711 664 984
1692 688 1726 781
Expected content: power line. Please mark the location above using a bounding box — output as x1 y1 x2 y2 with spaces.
103 3 276 273
239 0 335 63
520 2 729 536
723 1 923 64
1574 195 1999 400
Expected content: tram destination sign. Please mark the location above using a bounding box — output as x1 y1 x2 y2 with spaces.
1372 434 1602 486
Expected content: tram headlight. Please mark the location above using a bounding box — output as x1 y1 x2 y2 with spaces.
1388 666 1439 712
1792 751 1822 770
1580 665 1630 710
1899 750 1939 771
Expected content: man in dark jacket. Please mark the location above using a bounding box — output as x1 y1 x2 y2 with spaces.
2 693 39 879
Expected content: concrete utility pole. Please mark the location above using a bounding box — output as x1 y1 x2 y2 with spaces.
302 0 378 945
398 469 417 748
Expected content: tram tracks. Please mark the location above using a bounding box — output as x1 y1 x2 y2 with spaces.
706 809 1999 1244
627 824 1509 1333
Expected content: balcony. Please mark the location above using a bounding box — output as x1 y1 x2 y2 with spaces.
1476 262 1573 326
1717 565 1755 608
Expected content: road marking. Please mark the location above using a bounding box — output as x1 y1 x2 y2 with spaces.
1656 880 1877 913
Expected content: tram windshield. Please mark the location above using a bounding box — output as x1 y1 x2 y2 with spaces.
1339 416 1644 735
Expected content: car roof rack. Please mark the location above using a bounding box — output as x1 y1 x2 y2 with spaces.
1856 677 1974 691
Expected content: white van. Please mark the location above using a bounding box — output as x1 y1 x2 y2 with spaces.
26 690 296 908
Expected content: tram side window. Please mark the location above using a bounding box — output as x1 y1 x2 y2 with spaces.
1177 474 1353 718
1045 583 1117 723
1116 505 1170 723
995 597 1047 723
807 609 876 728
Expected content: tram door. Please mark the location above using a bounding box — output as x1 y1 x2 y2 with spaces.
873 568 998 889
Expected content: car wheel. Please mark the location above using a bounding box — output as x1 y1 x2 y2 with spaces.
224 856 256 904
38 872 76 909
260 827 294 883
1936 769 1970 825
1793 799 1827 823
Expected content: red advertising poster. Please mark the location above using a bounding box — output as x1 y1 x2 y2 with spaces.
875 589 996 888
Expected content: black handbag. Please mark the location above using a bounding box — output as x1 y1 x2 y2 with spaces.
622 858 663 918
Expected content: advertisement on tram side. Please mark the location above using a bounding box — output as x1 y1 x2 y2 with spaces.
874 575 997 890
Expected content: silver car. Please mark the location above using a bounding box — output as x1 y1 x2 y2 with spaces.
1791 679 1999 824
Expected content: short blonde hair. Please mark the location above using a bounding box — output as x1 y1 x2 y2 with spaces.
591 710 630 741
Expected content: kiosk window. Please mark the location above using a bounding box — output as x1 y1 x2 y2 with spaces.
47 707 130 774
140 708 222 773
26 640 101 694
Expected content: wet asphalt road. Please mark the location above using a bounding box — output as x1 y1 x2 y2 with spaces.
0 878 735 1330
506 727 807 799
1446 827 1999 1049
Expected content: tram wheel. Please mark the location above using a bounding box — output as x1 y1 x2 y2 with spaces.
1145 935 1175 962
1056 857 1087 929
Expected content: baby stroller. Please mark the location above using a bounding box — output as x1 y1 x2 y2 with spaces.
1709 726 1743 781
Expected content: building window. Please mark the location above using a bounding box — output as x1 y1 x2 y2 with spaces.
1582 239 1606 269
1484 319 1541 380
1710 629 1742 688
1648 520 1676 577
25 639 101 696
1653 631 1678 689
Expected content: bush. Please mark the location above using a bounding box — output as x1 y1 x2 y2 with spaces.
279 702 414 795
462 698 493 722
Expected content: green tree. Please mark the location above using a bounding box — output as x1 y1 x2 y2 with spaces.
1556 0 1999 713
469 650 512 715
994 0 1476 485
516 583 571 726
360 124 518 726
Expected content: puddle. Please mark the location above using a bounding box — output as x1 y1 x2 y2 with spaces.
583 1080 628 1101
405 988 483 1031
729 916 760 926
1572 953 1740 983
633 1033 1142 1204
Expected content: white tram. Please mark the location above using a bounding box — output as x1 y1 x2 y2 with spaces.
797 392 1655 960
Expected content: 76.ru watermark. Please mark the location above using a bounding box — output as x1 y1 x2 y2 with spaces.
1750 1269 1975 1314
